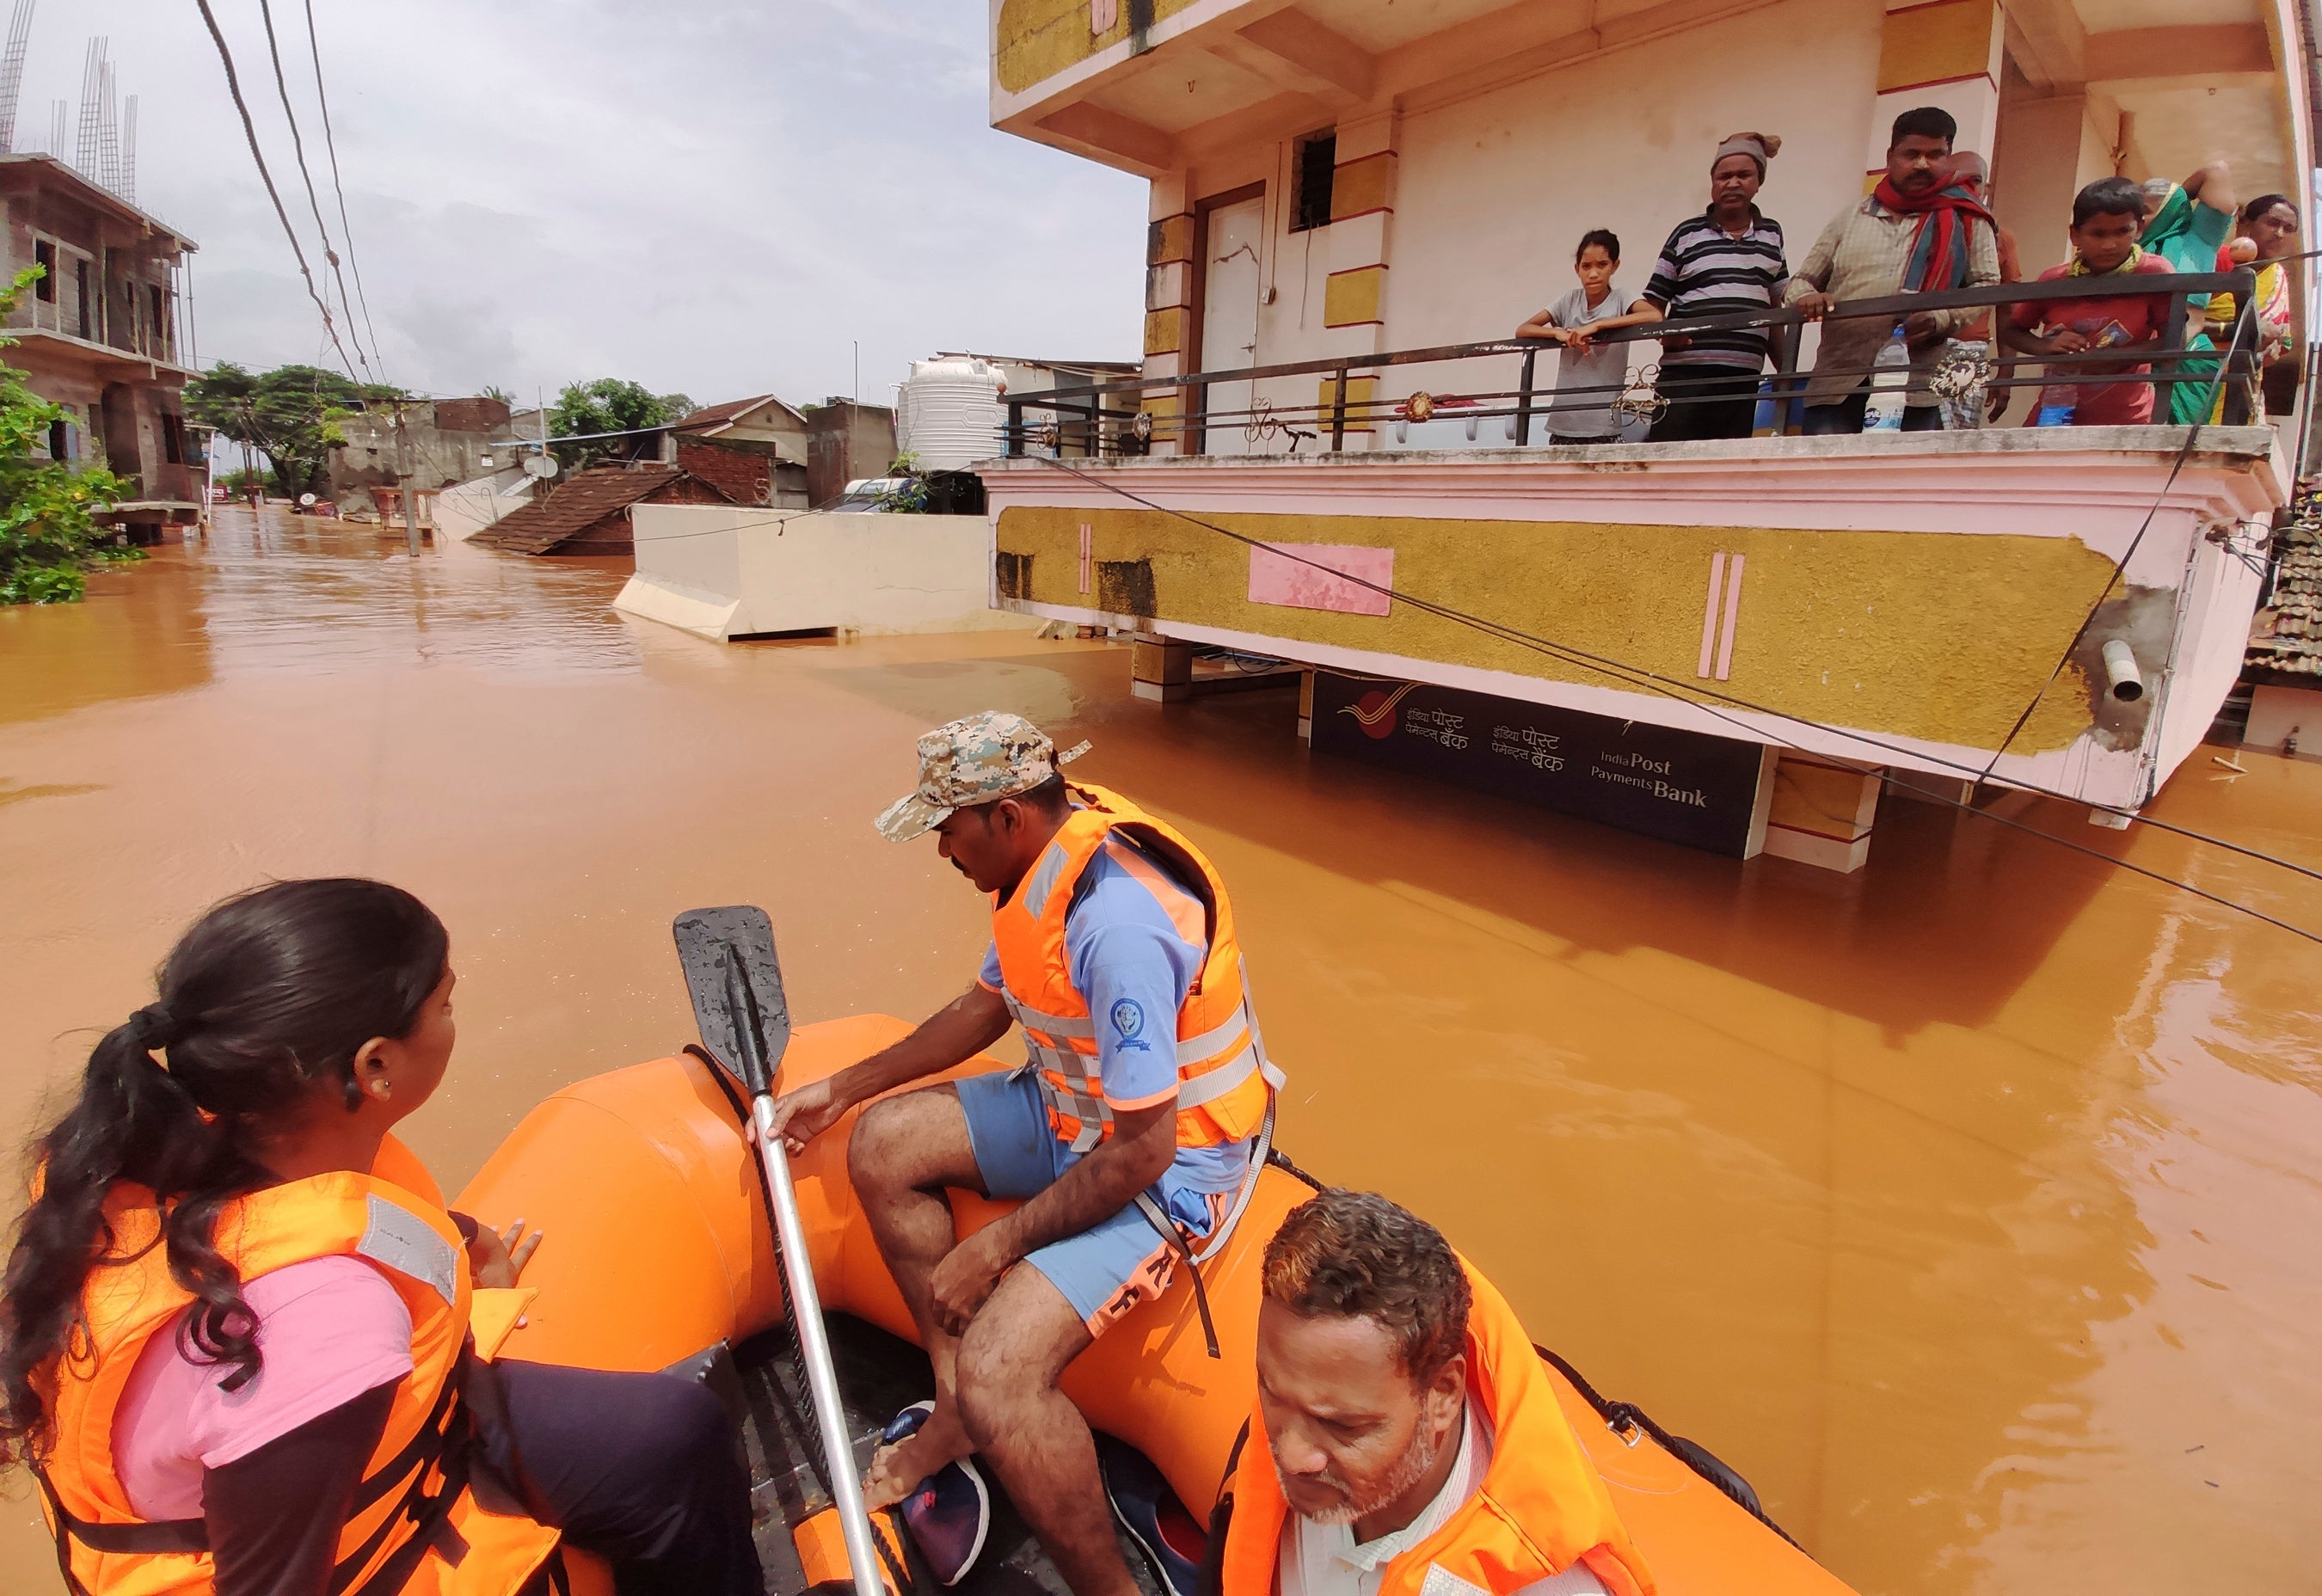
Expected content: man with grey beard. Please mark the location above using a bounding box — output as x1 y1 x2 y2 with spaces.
1210 1190 1653 1596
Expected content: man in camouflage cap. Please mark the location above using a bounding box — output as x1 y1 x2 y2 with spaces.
774 710 1281 1596
873 709 1089 843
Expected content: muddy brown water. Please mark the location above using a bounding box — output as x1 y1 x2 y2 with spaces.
3 507 2320 1593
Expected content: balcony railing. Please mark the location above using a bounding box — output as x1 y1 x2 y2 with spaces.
1002 270 2265 457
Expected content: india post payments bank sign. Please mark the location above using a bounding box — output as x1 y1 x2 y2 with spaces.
1310 672 1774 857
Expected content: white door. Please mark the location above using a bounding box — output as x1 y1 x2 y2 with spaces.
1199 197 1263 454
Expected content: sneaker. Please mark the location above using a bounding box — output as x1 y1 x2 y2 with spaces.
882 1401 990 1587
1097 1433 1208 1596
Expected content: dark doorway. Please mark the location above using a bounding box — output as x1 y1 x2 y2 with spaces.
98 385 143 485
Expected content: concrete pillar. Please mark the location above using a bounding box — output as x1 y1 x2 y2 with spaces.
1143 173 1195 456
1763 752 1881 873
1870 0 2003 185
1131 635 1195 703
1319 113 1398 446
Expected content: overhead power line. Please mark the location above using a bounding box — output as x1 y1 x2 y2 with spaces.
193 0 359 381
300 0 384 384
254 0 371 378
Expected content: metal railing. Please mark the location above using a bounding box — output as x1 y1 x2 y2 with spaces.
1001 270 2264 457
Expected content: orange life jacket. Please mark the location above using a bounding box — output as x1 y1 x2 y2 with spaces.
1217 1265 1656 1596
34 1135 558 1596
990 783 1282 1154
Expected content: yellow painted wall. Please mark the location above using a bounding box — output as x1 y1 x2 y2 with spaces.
995 506 2105 752
997 0 1201 94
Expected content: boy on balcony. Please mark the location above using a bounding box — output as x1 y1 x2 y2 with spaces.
2002 178 2181 427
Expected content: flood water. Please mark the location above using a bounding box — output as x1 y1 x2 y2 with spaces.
4 508 2321 1593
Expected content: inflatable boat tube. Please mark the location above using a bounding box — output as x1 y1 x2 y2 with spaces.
456 1015 1853 1596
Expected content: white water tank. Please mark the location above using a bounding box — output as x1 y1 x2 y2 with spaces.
897 357 1004 470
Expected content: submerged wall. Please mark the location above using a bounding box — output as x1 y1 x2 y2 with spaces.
617 506 1041 641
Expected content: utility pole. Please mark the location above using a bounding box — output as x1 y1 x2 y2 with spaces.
395 398 420 557
852 340 859 403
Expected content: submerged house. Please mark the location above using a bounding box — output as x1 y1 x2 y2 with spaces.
472 463 733 556
978 0 2306 870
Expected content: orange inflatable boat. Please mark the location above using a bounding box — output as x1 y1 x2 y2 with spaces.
456 994 1853 1596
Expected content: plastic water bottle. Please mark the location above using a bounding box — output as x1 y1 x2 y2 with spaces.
1865 327 1910 431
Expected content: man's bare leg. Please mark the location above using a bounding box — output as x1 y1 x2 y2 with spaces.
955 1267 1138 1596
847 1085 984 1507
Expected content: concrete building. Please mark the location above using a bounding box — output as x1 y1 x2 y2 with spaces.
1 152 199 536
978 0 2309 870
329 396 520 513
802 396 900 506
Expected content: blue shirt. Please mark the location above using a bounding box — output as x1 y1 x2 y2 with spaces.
981 833 1251 1192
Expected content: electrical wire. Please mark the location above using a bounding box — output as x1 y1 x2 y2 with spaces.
1020 455 2322 939
300 0 386 386
255 0 371 378
192 0 359 381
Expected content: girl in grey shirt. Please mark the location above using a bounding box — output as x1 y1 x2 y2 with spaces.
1515 230 1663 441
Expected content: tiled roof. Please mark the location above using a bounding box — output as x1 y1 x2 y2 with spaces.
674 395 799 433
473 465 726 556
2246 513 2322 678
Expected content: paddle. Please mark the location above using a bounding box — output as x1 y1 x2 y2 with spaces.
673 905 887 1596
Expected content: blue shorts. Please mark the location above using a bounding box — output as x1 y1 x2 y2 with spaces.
955 1068 1245 1335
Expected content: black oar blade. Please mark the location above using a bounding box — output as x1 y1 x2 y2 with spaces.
673 905 793 1091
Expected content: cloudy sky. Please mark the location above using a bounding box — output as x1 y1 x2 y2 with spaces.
36 2 1146 409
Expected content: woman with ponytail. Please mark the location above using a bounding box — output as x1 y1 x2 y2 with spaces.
1 879 761 1596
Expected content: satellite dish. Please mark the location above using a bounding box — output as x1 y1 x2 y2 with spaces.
298 492 317 506
524 453 560 479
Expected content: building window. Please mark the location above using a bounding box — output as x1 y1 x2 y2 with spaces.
34 240 55 301
48 418 69 460
151 285 169 354
76 260 91 339
1291 132 1336 232
161 412 186 466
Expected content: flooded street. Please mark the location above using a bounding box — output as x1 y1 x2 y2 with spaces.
5 508 2321 1594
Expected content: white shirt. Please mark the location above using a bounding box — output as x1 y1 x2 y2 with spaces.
1277 1403 1611 1596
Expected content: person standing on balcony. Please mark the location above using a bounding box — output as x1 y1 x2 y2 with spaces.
1785 107 2000 435
2202 193 2300 426
2141 161 2238 425
1514 229 1663 444
2001 177 2180 427
1640 132 1790 442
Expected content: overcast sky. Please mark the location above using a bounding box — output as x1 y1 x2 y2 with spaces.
34 2 1146 409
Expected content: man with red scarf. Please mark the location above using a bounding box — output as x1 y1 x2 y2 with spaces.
1784 106 2000 433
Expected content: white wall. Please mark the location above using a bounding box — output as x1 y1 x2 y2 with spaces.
432 469 536 543
616 506 1042 641
1171 0 1884 432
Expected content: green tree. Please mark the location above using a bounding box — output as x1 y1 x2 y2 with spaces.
547 379 693 469
0 269 136 605
185 363 401 499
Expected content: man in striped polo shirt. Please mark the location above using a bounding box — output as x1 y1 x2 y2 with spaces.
1641 132 1791 442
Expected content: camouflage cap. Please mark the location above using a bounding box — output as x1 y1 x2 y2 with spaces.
874 710 1090 842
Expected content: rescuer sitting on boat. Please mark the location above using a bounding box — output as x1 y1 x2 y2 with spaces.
768 710 1283 1596
0 879 763 1596
1216 1188 1654 1596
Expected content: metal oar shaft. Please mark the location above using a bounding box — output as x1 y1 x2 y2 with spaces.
751 1094 886 1596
